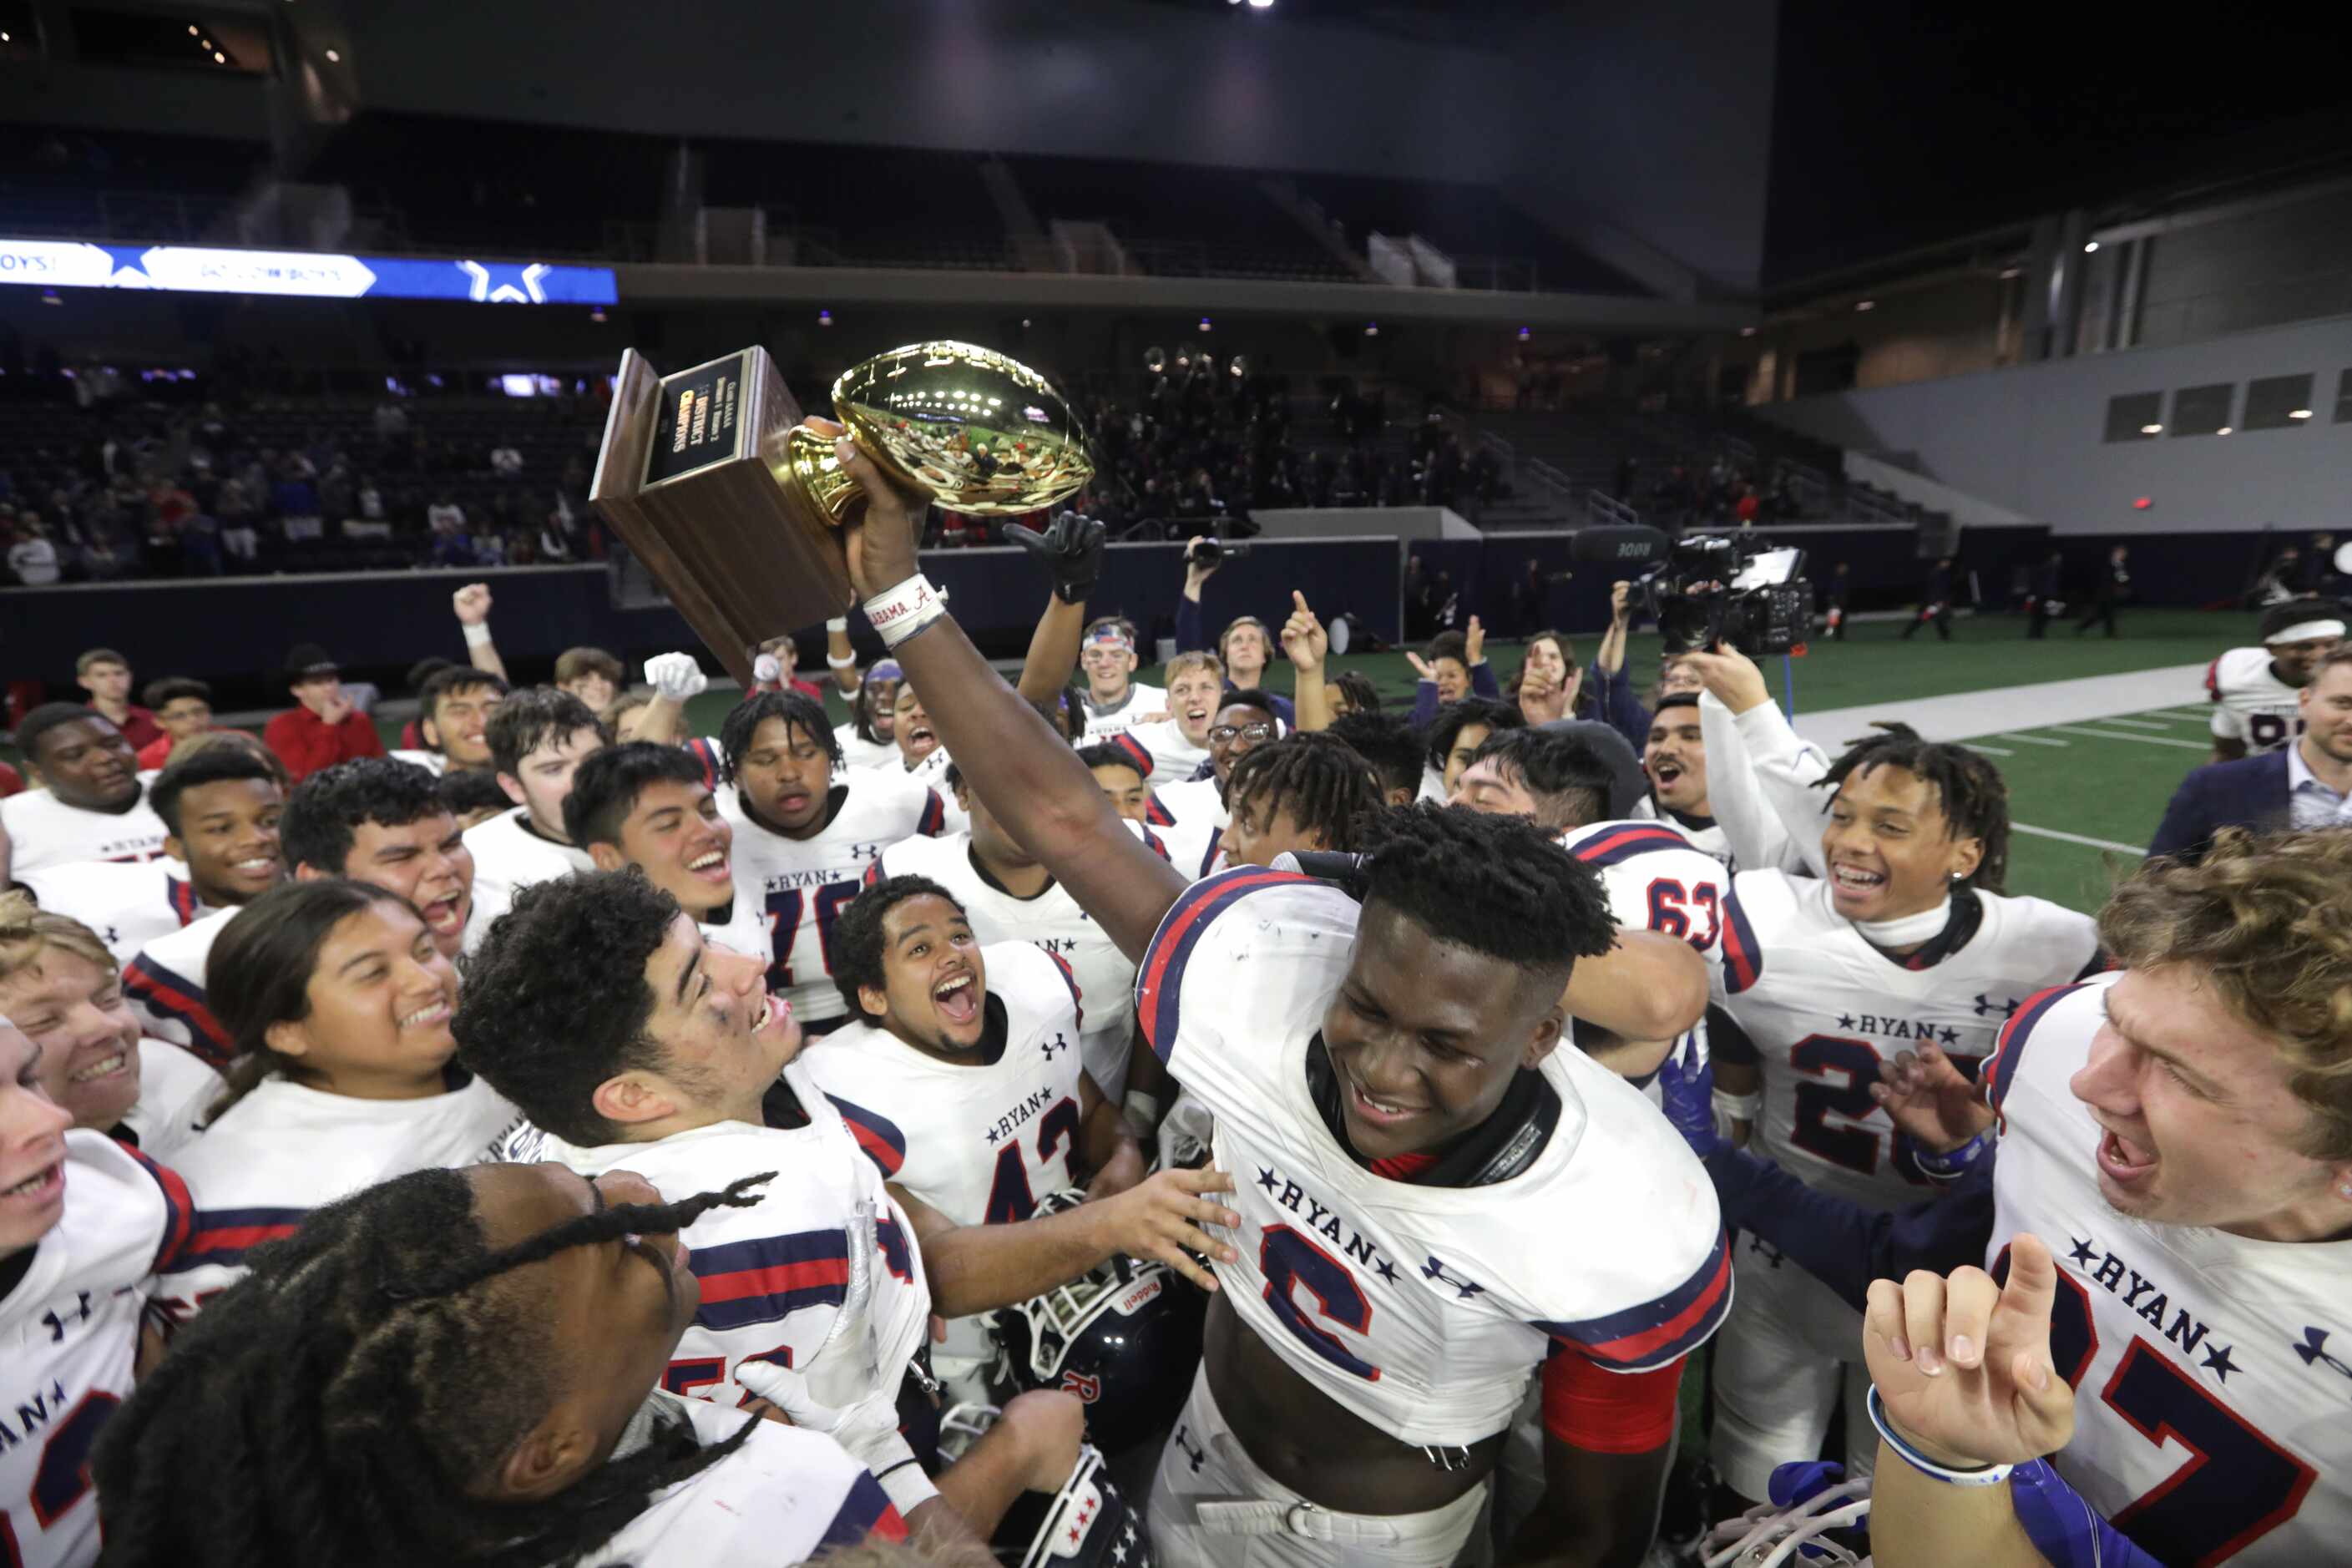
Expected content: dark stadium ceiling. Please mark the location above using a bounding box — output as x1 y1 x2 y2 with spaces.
1140 0 1551 47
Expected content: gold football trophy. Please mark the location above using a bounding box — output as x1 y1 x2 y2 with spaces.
591 340 1095 685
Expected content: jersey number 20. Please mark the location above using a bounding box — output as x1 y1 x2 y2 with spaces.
1 1389 120 1568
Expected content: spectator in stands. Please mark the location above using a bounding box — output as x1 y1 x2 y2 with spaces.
357 477 385 525
489 437 524 478
554 647 625 715
2149 646 2352 861
2075 544 2129 637
2307 533 2344 599
77 648 164 753
427 491 467 538
215 477 258 565
749 635 825 703
137 678 219 771
263 643 387 783
8 516 59 585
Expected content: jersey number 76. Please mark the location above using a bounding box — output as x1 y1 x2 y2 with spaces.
765 881 862 989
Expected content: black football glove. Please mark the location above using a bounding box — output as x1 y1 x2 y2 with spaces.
1010 510 1106 605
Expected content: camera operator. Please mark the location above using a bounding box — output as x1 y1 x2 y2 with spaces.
1172 537 1295 726
1899 556 1955 642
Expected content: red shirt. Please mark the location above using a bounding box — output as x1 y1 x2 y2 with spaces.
91 703 164 753
0 762 21 799
136 727 231 771
263 706 387 782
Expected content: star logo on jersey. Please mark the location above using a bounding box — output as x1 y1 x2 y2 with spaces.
1838 1013 1857 1029
1373 1257 1399 1285
1938 1026 1960 1045
1973 993 2022 1019
2067 1237 2098 1266
2293 1326 2352 1387
1421 1256 1485 1299
1257 1166 1279 1192
2202 1343 2241 1384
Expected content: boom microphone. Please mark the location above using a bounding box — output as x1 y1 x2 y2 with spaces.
1567 524 1675 568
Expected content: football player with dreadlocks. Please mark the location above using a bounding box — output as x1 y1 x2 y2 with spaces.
1679 642 2099 1512
818 421 1725 1568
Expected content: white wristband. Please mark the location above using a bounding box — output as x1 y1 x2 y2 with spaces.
826 616 850 633
1712 1089 1762 1123
863 574 948 649
1866 1384 2014 1487
826 652 858 670
873 1445 942 1518
461 621 493 648
1123 1090 1163 1130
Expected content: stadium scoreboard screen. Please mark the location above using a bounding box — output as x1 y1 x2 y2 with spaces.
0 237 618 304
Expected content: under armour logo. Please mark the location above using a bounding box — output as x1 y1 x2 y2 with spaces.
1042 1034 1069 1060
39 1290 93 1343
1973 993 2022 1019
2294 1326 2352 1385
1748 1235 1786 1268
1173 1424 1206 1473
457 260 551 303
1420 1256 1485 1299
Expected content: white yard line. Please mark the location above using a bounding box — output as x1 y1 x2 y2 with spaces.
2015 822 2145 855
1961 742 2016 756
1788 663 2209 749
2047 726 2209 750
1995 733 2071 746
2100 717 2183 731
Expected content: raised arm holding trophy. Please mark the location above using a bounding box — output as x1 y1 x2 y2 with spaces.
589 339 1095 684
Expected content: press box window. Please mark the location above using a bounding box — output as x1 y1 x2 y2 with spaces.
2168 383 2235 438
2243 374 2315 432
2102 392 2163 442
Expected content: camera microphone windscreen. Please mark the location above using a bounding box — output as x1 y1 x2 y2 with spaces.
1568 525 1675 568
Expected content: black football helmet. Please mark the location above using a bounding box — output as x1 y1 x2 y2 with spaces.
939 1409 1158 1568
988 1187 1205 1454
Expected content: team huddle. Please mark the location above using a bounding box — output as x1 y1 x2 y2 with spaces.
3 443 2347 1568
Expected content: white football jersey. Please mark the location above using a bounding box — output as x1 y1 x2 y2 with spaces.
1105 720 1211 788
1666 812 1734 867
18 858 212 964
2207 646 2304 754
154 1074 523 1320
1151 776 1229 882
1984 976 2352 1566
0 1130 192 1568
1136 869 1730 1447
1080 683 1168 741
388 747 450 776
898 746 969 835
495 1061 933 1417
1714 871 2097 1211
120 1038 223 1162
1560 820 1735 979
797 941 1091 1228
582 1393 903 1566
868 828 1163 1100
3 778 169 875
121 907 236 1067
723 774 945 1027
463 807 594 949
833 721 899 771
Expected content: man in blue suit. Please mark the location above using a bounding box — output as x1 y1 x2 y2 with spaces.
2150 647 2352 860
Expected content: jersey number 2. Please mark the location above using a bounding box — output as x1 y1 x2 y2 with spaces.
2002 1244 2314 1565
984 1096 1081 1225
2 1389 120 1568
764 881 861 989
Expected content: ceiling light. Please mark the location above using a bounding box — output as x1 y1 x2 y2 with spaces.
40 289 61 306
1248 0 1275 8
2083 241 2100 254
1198 316 1212 331
188 23 198 32
1739 326 1757 336
2000 266 2024 279
2218 426 2233 436
817 309 833 326
2139 423 2162 435
213 51 225 62
1516 326 1530 341
589 308 606 323
1854 300 1875 311
1364 321 1378 336
2289 408 2314 419
325 48 339 61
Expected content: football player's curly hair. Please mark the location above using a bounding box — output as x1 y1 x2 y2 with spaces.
1815 721 2011 893
1227 734 1382 854
1325 711 1424 802
1358 803 1614 987
2107 827 2352 1161
832 873 964 1022
453 868 679 1147
90 1164 769 1568
718 690 842 784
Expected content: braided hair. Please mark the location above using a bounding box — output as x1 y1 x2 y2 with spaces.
717 690 841 785
1358 802 1615 982
1816 722 2012 893
1226 733 1383 854
91 1164 770 1568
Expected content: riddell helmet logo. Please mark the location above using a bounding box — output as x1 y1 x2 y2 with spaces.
1060 1370 1103 1403
1115 1277 1165 1315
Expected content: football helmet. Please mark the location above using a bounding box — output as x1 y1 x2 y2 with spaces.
940 1407 1158 1568
989 1187 1204 1454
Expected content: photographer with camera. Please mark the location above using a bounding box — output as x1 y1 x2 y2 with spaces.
1173 536 1295 726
